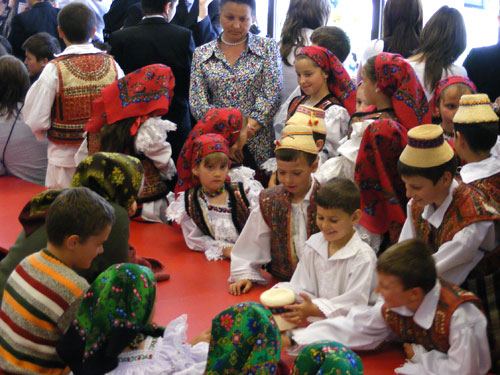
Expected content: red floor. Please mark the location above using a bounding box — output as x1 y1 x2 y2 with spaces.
1 176 406 374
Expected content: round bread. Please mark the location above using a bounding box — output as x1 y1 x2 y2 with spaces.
260 288 295 307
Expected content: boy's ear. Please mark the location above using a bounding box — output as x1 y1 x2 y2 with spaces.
89 26 96 40
351 209 362 225
408 286 425 304
315 139 324 151
57 26 65 40
65 234 80 251
40 57 49 67
192 165 199 177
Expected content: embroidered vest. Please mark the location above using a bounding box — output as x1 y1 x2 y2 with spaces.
287 94 341 120
259 181 320 280
469 173 500 206
184 182 250 238
382 279 482 353
411 183 500 253
48 53 118 145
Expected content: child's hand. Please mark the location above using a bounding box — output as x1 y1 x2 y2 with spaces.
222 246 232 259
403 343 415 360
282 293 323 324
229 280 253 295
189 328 211 346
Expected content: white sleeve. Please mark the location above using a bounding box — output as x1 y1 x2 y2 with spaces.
227 166 264 209
394 303 490 375
229 204 272 284
114 60 125 79
23 62 58 142
399 200 417 242
323 105 350 158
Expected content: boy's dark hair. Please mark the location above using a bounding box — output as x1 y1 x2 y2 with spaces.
141 0 176 15
454 122 499 154
58 3 96 44
0 55 30 118
275 148 317 166
22 32 61 61
311 26 351 63
377 239 436 294
220 0 256 17
312 132 326 146
0 36 12 55
46 187 115 247
316 178 360 214
397 156 458 185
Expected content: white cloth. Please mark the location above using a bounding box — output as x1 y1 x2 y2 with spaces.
356 39 384 84
166 167 263 261
105 315 209 375
491 135 500 157
229 178 316 283
321 105 350 161
274 230 377 320
23 44 124 188
291 280 491 375
399 180 498 285
460 154 500 183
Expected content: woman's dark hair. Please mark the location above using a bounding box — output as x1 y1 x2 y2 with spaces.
382 0 422 58
0 55 30 118
413 6 467 93
220 0 256 17
279 0 331 66
98 118 136 154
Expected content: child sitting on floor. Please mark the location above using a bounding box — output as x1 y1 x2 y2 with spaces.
274 178 376 324
284 239 491 375
167 133 262 261
229 123 320 295
0 187 115 374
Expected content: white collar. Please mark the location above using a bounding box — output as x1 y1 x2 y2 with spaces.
142 14 165 20
306 230 363 261
460 155 500 183
57 43 103 57
389 280 441 330
421 180 459 228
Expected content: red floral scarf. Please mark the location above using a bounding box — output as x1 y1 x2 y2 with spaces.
430 76 477 118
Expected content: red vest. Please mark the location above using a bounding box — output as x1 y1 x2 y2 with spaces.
469 172 500 207
382 279 482 353
259 181 320 280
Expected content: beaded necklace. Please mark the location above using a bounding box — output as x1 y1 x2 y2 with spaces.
201 185 226 198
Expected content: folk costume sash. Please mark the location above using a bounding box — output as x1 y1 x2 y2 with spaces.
184 182 250 238
259 181 320 280
48 53 118 144
382 279 482 354
287 93 342 120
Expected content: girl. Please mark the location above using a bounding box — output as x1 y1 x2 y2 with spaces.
354 52 431 247
167 132 262 261
83 64 177 223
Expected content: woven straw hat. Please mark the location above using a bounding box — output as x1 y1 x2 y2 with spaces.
453 94 499 124
275 123 318 155
287 105 327 135
399 124 454 168
260 288 297 331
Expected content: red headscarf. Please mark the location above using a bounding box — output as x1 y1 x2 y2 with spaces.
175 108 243 194
85 64 175 136
430 76 477 118
297 46 357 116
192 134 230 168
374 53 431 129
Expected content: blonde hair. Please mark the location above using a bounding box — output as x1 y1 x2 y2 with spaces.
202 152 230 166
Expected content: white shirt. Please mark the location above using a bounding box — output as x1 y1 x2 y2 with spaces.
274 230 377 319
292 280 491 375
23 44 124 169
460 154 500 183
229 179 316 283
399 180 497 285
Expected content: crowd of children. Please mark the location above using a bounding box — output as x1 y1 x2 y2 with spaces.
2 0 500 374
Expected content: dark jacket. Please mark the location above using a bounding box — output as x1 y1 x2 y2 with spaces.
464 43 500 102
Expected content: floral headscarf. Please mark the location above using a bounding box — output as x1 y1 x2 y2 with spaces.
430 76 477 118
57 263 163 375
297 46 357 116
204 302 281 375
85 64 175 136
374 53 431 129
175 107 244 194
192 134 230 168
291 341 363 375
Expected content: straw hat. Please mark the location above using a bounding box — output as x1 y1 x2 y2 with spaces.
287 105 327 135
260 288 297 332
275 123 318 155
453 94 499 124
399 124 454 168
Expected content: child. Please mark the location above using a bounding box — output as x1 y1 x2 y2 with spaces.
274 178 376 324
58 263 210 375
23 2 123 189
167 133 262 261
0 187 115 374
21 32 61 83
284 239 491 375
430 76 476 141
229 123 320 295
83 64 177 223
455 94 500 203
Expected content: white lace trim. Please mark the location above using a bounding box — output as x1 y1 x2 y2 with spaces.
261 157 277 173
165 192 186 223
135 117 177 154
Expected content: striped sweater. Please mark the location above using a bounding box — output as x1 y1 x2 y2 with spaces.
0 250 89 375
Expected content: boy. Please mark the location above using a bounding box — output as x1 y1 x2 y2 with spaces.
454 94 500 204
23 3 123 189
0 187 115 374
284 239 491 375
274 178 376 324
229 123 320 295
22 32 61 83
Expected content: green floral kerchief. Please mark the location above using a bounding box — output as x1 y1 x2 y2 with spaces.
19 189 65 236
291 341 363 375
71 152 143 209
204 301 281 375
57 263 163 375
